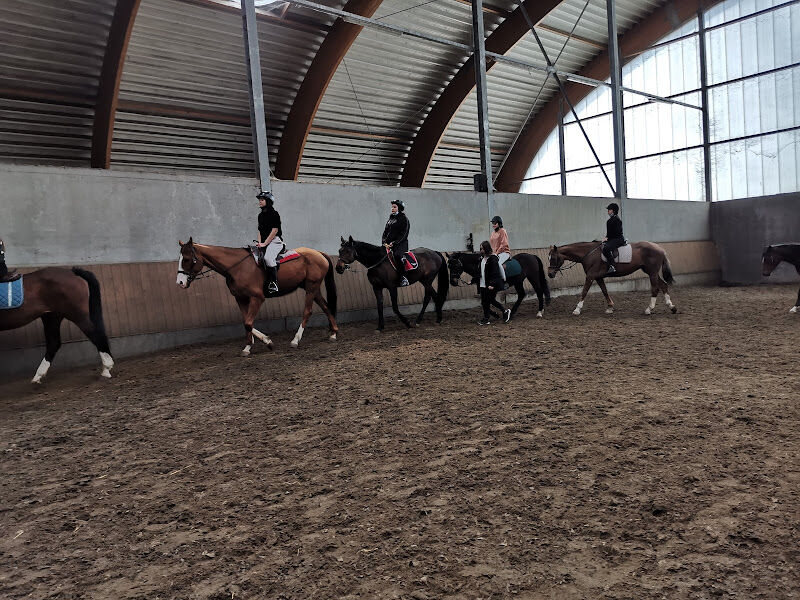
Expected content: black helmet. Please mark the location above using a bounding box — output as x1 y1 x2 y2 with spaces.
490 215 503 227
606 202 619 215
257 190 274 201
391 199 405 212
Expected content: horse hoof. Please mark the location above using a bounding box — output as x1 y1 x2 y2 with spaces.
329 334 337 341
605 308 614 314
645 308 652 315
290 341 299 349
671 306 678 314
101 369 112 379
790 306 798 313
241 350 251 357
31 377 42 385
536 311 543 318
572 309 581 316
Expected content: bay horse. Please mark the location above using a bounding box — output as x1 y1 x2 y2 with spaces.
0 267 113 383
176 239 338 354
447 251 551 318
762 243 800 313
335 237 448 330
548 241 677 315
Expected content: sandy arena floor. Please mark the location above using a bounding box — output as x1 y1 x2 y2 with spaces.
1 284 798 599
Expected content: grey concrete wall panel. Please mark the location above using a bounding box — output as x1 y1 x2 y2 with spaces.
1 165 712 267
710 192 800 284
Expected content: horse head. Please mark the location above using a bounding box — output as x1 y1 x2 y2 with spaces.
547 245 564 279
177 237 204 288
761 245 781 277
336 236 356 273
447 253 465 286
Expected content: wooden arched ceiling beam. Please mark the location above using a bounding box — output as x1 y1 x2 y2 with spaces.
399 0 562 188
495 0 724 192
274 0 385 181
91 0 142 169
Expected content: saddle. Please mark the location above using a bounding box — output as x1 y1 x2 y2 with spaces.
0 276 24 310
1 268 21 284
502 258 522 278
601 243 633 264
249 245 301 270
386 248 418 272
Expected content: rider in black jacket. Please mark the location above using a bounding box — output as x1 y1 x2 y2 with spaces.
382 199 410 287
602 202 625 274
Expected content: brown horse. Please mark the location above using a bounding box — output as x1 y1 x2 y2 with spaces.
762 243 800 313
176 239 338 354
0 267 114 383
548 241 677 315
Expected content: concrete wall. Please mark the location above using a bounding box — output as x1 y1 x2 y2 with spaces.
1 164 719 380
710 192 800 284
1 164 710 266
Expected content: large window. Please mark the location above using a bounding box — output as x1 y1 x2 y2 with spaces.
520 0 800 201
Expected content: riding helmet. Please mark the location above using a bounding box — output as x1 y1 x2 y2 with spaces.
491 215 503 227
391 199 405 212
606 202 620 215
257 190 275 201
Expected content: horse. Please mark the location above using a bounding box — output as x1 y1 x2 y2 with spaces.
548 241 677 315
447 251 551 318
176 239 338 354
0 267 114 383
762 243 800 313
335 237 448 330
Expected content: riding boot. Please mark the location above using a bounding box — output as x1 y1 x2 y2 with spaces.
606 260 616 275
267 267 279 294
0 261 18 283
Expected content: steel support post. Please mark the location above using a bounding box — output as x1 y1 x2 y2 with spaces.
472 0 494 215
558 98 567 195
242 0 272 192
697 10 713 202
606 0 626 204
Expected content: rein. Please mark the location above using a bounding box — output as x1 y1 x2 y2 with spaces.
550 243 603 277
181 249 252 283
341 245 389 273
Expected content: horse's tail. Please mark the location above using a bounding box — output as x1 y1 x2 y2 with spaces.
662 253 675 285
436 252 450 304
324 254 338 317
71 267 111 353
535 254 551 305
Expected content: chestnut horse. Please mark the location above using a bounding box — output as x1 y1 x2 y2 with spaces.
176 239 338 354
0 267 113 383
762 243 800 313
548 241 677 315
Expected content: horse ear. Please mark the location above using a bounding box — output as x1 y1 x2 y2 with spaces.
178 240 183 247
348 235 353 243
340 236 345 244
188 236 193 245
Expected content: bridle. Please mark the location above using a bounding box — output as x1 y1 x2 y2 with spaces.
549 243 603 277
179 246 251 283
339 244 389 272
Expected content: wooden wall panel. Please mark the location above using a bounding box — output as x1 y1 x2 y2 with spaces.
0 241 719 351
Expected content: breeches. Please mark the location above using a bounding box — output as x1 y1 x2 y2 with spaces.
263 237 284 267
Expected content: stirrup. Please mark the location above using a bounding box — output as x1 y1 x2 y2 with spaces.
267 281 279 293
399 276 409 287
606 265 616 275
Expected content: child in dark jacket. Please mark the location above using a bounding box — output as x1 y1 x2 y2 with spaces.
478 241 511 325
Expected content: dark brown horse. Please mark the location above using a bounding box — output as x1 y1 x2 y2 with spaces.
0 267 113 383
335 237 448 330
447 251 550 318
548 241 677 315
177 239 338 354
762 243 800 313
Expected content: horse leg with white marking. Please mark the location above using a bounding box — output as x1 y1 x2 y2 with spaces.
792 283 800 313
573 278 594 316
597 278 615 314
659 276 677 314
645 272 661 315
237 296 264 356
31 314 62 384
312 290 338 341
291 289 317 348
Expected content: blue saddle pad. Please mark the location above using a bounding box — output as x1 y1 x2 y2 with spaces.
0 277 24 310
503 258 522 278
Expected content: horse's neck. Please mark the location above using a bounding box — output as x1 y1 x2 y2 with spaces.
777 245 800 265
197 244 247 273
560 242 596 262
354 241 384 265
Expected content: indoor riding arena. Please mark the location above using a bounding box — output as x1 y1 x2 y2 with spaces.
1 0 798 598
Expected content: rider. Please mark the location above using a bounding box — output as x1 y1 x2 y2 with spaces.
257 190 283 294
0 238 19 283
478 240 511 325
382 199 410 287
602 202 625 275
489 215 510 282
